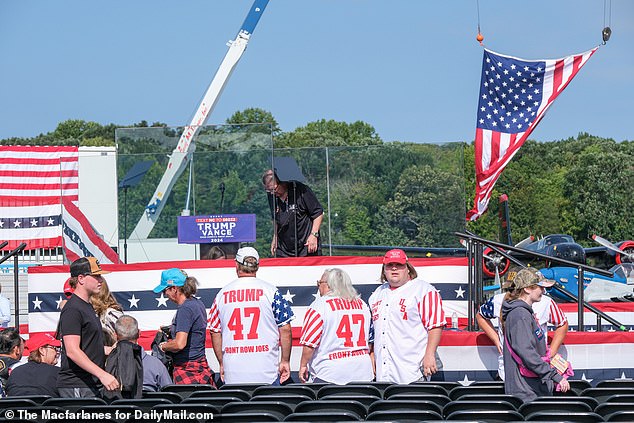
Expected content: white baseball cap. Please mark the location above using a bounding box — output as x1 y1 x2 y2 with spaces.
236 247 259 265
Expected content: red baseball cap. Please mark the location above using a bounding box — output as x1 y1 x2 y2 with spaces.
26 333 61 351
383 249 408 265
63 278 74 298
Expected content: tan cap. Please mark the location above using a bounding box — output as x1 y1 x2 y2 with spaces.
503 267 555 290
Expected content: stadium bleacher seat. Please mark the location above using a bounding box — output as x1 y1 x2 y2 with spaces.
1 395 51 405
595 402 634 418
386 392 451 408
160 384 216 399
445 408 524 421
525 410 604 422
604 393 634 403
346 380 392 394
568 379 593 394
582 387 634 403
294 399 367 420
457 393 523 409
533 394 600 409
518 400 592 417
448 384 506 400
141 391 182 403
596 380 634 389
368 399 443 415
283 411 359 421
181 396 243 408
444 399 517 417
366 409 443 421
216 412 279 422
221 400 293 420
317 384 382 399
249 393 312 409
384 383 448 398
252 385 316 400
218 383 267 394
188 389 250 401
411 380 461 391
605 410 634 421
0 398 38 409
319 394 380 407
286 382 327 395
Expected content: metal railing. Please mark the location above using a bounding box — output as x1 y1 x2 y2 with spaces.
456 231 626 332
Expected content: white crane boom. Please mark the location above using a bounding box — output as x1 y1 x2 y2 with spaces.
131 0 269 239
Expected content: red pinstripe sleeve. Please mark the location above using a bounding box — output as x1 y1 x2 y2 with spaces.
300 307 323 348
207 298 221 332
548 300 567 327
419 290 446 330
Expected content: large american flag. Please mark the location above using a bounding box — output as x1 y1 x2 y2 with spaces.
467 47 597 221
0 145 119 262
0 146 79 204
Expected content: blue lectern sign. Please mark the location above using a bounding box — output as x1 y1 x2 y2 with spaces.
177 214 256 244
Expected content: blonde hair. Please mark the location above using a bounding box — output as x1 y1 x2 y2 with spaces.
90 279 123 316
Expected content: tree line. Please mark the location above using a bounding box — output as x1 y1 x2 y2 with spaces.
2 109 632 255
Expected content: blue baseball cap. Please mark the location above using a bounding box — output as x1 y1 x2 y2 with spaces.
153 268 187 293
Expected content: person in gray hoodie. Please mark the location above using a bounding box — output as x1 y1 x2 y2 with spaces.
500 267 570 402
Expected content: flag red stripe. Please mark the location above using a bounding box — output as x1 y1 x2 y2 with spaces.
0 183 78 190
0 158 78 165
489 131 501 168
2 237 61 251
0 170 79 178
550 59 564 100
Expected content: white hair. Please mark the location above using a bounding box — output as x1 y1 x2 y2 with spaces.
323 268 359 300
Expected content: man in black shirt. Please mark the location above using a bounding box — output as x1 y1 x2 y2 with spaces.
57 257 119 398
262 169 324 257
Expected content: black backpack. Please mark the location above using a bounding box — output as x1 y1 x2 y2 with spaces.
150 326 173 377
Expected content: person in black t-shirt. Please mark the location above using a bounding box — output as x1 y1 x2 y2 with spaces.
262 169 324 257
57 257 119 398
7 333 61 397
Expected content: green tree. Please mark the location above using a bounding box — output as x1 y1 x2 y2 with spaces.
276 119 382 148
226 108 280 136
376 164 464 247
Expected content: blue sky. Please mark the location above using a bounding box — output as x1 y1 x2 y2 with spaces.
1 1 632 143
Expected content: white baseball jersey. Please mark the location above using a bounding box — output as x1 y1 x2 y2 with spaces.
207 276 294 384
369 278 446 383
478 293 567 380
300 294 374 384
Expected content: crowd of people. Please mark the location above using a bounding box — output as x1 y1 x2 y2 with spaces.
0 246 572 403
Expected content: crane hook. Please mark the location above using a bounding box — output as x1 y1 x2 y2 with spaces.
602 26 612 44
